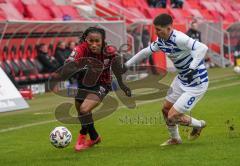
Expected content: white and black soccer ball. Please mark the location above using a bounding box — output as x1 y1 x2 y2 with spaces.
234 66 240 74
49 126 72 148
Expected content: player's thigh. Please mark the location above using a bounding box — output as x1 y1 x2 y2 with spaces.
173 90 206 114
165 77 183 105
163 99 174 111
80 93 101 113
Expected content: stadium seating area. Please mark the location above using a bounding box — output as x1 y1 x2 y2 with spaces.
0 0 83 20
0 0 239 87
92 0 240 29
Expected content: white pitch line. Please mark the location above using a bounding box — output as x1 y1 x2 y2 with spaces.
208 82 240 90
0 120 57 133
0 81 240 133
34 112 53 115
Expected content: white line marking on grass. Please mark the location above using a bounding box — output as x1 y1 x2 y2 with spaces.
208 82 240 90
0 81 240 133
0 120 57 133
34 112 53 115
210 75 239 83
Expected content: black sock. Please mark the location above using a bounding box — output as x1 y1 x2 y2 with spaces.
80 124 88 135
88 123 99 140
78 112 91 135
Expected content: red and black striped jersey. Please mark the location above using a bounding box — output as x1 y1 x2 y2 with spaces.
66 42 116 86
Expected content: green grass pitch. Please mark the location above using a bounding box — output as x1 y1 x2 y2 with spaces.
0 67 240 166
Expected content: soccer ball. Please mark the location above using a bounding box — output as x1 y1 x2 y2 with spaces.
233 66 240 74
49 126 72 148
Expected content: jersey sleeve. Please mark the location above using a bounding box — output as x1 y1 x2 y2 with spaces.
65 43 88 63
175 31 208 70
175 31 196 50
149 38 161 52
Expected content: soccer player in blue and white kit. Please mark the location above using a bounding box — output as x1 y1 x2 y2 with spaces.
125 14 208 145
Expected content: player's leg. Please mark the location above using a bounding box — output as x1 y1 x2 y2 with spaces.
74 90 87 151
161 99 182 146
75 93 101 151
75 100 87 135
80 93 101 141
167 91 207 141
161 77 183 146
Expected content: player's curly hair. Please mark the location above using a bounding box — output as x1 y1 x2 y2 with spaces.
79 26 106 48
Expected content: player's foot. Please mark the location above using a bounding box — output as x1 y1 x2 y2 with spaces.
74 134 87 151
188 120 206 141
160 138 182 146
75 136 101 151
85 136 101 147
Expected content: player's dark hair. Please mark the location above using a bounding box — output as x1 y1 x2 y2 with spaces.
153 13 173 27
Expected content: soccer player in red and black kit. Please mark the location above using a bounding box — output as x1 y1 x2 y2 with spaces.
65 27 131 151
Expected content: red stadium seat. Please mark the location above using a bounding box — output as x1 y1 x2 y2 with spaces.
231 3 240 11
121 0 135 7
189 9 204 19
147 8 169 18
6 0 25 14
200 1 215 11
231 11 240 21
24 4 53 20
187 1 201 10
58 5 81 19
0 10 6 20
47 6 64 19
212 2 225 14
21 0 38 5
38 0 55 7
168 8 188 23
126 7 146 18
200 9 217 22
0 3 24 20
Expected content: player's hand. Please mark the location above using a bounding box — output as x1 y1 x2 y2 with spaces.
119 84 131 97
185 69 195 84
112 56 128 75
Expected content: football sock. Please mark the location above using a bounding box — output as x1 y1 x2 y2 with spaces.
80 124 88 135
189 117 202 128
88 123 99 140
78 112 92 135
167 125 181 139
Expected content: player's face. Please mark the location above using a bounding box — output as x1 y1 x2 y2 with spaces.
41 44 48 53
154 25 172 40
59 42 66 49
86 33 103 54
191 22 198 30
69 42 76 50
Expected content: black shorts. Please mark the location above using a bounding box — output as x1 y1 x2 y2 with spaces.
75 84 111 103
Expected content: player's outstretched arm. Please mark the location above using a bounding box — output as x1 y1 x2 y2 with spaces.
111 56 131 97
125 46 153 68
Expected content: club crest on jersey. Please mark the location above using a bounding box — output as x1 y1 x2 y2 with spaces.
104 59 110 65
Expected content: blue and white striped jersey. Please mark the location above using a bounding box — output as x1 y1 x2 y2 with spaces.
149 29 208 87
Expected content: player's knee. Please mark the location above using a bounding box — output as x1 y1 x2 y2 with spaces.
163 100 172 111
167 113 179 124
162 108 168 119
